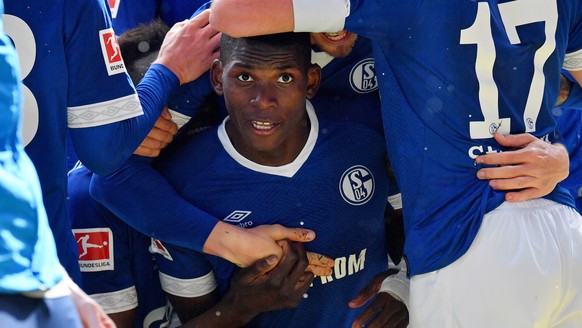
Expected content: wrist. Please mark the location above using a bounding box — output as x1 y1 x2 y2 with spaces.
202 221 243 266
219 289 260 327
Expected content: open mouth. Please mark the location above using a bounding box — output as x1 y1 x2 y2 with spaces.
323 30 350 42
252 120 279 131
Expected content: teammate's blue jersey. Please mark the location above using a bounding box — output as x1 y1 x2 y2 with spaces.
4 0 142 282
553 82 582 213
312 36 384 133
67 165 170 328
0 7 62 293
153 102 390 327
107 0 206 34
294 0 582 275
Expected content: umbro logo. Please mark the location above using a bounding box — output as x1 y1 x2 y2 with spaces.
223 211 254 228
223 210 251 223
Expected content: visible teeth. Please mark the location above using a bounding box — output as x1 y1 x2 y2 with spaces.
252 120 275 130
324 31 347 41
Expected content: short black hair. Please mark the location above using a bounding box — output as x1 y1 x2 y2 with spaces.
220 32 312 72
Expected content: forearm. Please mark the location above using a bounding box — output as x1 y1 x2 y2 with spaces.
179 297 254 328
72 64 179 175
209 0 294 37
89 155 217 251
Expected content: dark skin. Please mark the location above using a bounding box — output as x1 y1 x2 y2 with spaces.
170 34 321 326
211 39 320 166
106 309 136 328
348 269 409 328
175 33 408 327
179 240 314 328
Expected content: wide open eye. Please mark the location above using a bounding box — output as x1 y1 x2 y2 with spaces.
237 73 253 82
277 74 293 84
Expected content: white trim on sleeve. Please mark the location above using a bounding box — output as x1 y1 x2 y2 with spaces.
90 286 138 314
168 109 192 130
564 48 582 71
380 258 410 309
68 94 143 128
388 193 402 210
158 271 217 298
292 0 349 32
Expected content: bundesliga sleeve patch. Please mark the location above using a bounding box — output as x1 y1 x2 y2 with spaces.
73 228 114 272
107 0 120 19
150 239 173 261
99 28 126 76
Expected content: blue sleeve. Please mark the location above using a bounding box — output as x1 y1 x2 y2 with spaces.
71 64 179 176
190 1 212 19
168 71 214 117
89 155 218 252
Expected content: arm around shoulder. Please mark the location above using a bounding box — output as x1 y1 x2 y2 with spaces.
209 0 294 37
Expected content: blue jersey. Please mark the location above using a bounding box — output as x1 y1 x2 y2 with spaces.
0 7 62 293
153 102 390 328
90 33 396 255
107 0 205 34
294 0 582 275
553 83 582 212
107 0 159 34
159 0 207 26
67 165 170 328
4 0 142 282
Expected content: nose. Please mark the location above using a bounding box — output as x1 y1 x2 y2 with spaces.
250 83 277 110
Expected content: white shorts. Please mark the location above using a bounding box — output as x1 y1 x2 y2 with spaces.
409 199 582 328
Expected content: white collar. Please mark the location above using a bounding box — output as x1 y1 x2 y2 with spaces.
217 100 319 178
311 50 334 68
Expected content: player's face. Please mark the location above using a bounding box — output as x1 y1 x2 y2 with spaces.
310 31 358 58
211 43 320 166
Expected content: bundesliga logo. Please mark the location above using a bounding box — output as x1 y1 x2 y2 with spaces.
99 28 126 76
73 228 114 272
107 0 120 19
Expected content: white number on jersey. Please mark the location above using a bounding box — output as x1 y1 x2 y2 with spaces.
460 0 558 139
3 14 39 146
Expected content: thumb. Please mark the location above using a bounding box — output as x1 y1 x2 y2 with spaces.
260 224 316 243
493 132 535 148
277 227 316 243
161 107 172 120
238 255 279 284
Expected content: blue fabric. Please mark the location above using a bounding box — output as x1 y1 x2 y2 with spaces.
303 0 581 275
0 6 63 293
0 294 82 328
153 103 390 328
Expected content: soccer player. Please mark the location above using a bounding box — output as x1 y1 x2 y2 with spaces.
0 3 113 327
91 5 572 325
210 1 582 326
67 20 177 328
151 31 405 327
2 1 219 283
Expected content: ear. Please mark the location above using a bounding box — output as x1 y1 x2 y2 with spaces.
210 59 224 96
306 64 321 100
